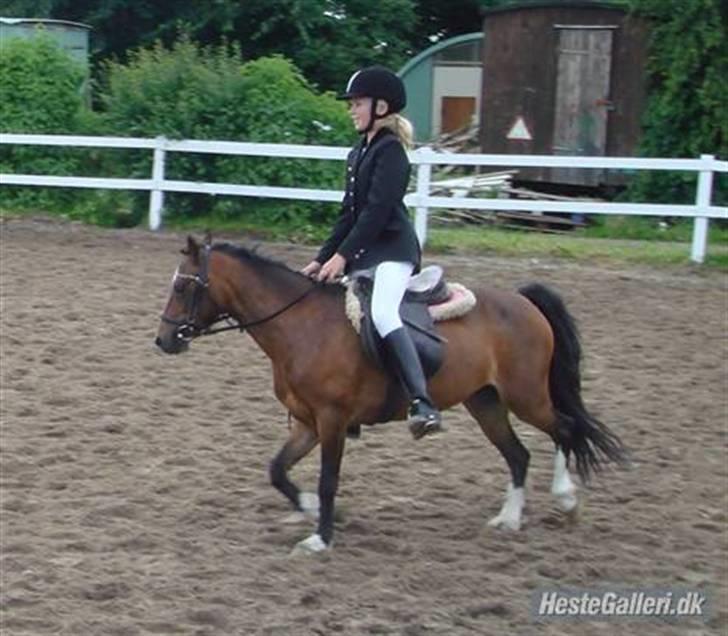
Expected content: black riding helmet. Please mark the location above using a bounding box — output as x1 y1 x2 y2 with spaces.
338 66 406 133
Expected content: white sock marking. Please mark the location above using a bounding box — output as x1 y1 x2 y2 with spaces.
551 449 578 512
298 492 320 520
488 485 525 531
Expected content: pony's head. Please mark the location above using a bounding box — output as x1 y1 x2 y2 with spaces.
155 235 221 354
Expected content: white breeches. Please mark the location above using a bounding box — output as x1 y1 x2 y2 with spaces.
371 261 415 337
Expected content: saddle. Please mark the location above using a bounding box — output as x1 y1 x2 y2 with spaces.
344 265 476 378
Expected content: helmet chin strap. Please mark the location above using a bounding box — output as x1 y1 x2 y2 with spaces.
361 98 390 135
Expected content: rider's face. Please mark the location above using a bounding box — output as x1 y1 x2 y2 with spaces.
349 97 372 133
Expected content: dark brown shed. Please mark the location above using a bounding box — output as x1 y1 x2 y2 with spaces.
479 0 649 188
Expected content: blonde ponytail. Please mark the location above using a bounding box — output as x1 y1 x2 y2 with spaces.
381 113 414 149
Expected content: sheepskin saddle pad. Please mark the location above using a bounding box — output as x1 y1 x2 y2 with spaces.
343 265 476 377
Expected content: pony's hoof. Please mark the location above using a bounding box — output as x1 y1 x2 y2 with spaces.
487 514 522 531
299 492 320 520
291 533 329 556
553 486 578 514
562 501 580 525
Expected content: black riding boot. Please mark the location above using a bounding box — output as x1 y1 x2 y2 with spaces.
383 327 442 439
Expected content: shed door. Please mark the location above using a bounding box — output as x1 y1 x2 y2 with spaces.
552 27 614 186
441 97 476 134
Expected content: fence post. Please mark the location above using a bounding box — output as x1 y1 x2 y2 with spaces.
149 136 166 231
414 150 432 246
690 154 714 263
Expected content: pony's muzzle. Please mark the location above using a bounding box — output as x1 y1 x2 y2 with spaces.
154 333 189 354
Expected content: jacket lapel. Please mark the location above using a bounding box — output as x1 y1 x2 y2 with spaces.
353 129 395 209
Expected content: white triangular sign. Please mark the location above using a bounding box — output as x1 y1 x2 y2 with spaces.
507 117 532 141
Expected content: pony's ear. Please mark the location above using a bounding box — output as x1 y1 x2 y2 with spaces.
182 235 201 263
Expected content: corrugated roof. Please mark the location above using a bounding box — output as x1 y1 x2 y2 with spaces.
0 17 91 30
483 0 626 14
398 32 483 78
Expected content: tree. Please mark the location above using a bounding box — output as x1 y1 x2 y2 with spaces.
226 0 420 91
412 0 489 48
628 0 727 203
3 0 495 90
3 0 418 90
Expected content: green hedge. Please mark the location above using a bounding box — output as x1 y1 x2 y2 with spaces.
0 33 86 132
2 35 355 227
99 39 353 225
1 34 100 214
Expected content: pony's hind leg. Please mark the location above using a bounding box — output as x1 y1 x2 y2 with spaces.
465 386 529 531
515 394 580 519
269 416 319 519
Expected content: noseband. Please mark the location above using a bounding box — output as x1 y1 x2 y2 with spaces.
160 245 317 342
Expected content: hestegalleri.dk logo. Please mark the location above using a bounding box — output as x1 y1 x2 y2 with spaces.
532 588 709 621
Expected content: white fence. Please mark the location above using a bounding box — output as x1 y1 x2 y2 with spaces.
1 134 726 263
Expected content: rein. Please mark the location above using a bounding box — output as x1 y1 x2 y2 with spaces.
199 285 317 337
161 245 317 341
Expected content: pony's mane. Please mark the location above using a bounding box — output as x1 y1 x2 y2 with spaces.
212 242 299 275
211 242 340 294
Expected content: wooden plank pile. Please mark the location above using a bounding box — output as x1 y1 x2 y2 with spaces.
423 126 603 232
430 181 598 232
426 122 481 154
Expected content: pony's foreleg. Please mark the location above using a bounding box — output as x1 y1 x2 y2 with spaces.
270 418 319 517
293 415 346 554
551 447 578 519
465 387 529 531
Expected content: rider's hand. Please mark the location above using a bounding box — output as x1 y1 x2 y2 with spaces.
301 261 322 278
317 254 347 282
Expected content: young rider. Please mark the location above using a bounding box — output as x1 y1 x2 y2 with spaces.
301 66 442 439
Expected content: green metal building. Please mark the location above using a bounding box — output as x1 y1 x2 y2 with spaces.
0 17 91 67
398 33 483 143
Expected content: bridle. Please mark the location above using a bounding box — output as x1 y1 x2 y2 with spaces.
160 245 316 342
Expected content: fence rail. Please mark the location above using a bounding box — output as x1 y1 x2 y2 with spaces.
1 134 726 263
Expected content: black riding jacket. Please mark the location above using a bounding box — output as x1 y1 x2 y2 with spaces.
316 128 421 273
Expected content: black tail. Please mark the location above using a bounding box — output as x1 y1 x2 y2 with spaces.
519 283 627 482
